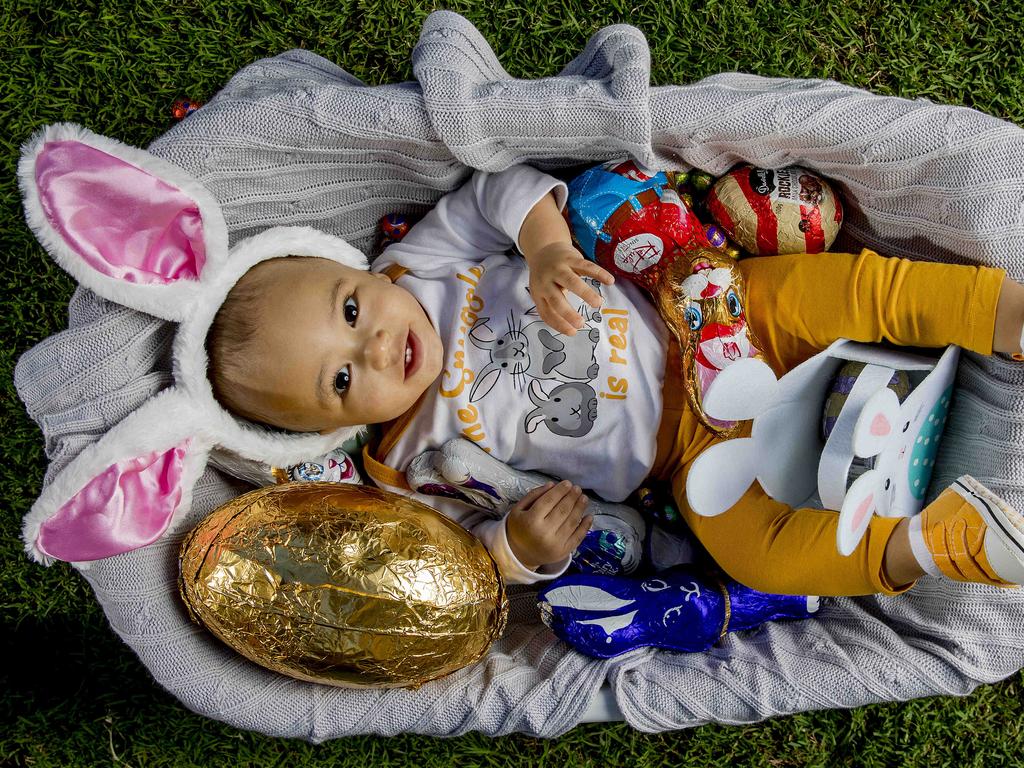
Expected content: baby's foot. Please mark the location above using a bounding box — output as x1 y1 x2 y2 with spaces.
909 475 1024 586
537 568 819 659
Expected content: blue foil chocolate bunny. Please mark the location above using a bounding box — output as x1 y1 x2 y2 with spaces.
538 567 819 658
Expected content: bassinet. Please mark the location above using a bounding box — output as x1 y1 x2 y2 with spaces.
14 10 1024 739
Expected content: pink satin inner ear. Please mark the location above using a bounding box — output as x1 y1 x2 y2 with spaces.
38 441 191 561
35 140 206 283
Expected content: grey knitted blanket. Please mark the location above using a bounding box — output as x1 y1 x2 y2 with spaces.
15 10 1024 739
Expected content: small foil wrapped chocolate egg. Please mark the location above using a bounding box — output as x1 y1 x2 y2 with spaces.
669 169 690 189
381 213 410 241
171 98 203 120
704 224 727 249
689 171 714 192
179 483 508 688
707 165 843 256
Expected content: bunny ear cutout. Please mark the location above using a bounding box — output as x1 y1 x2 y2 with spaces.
686 437 760 517
702 357 779 421
836 470 880 556
18 123 228 321
23 388 213 564
852 387 901 459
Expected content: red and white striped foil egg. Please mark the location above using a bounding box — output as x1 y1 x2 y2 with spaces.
707 165 843 257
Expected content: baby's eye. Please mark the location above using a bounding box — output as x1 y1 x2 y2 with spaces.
334 365 351 395
343 296 358 326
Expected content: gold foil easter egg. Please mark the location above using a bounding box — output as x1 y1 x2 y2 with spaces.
178 483 508 688
707 165 843 256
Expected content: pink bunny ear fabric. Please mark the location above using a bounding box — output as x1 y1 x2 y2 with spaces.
17 125 376 564
38 440 194 561
18 123 229 321
22 388 213 564
35 140 206 282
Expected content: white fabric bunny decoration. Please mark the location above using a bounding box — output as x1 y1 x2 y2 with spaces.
823 349 957 555
686 339 958 556
18 123 370 564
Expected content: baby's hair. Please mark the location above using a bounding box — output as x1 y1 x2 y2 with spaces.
206 256 298 421
206 270 262 415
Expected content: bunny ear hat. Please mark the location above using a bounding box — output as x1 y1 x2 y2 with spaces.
18 123 371 564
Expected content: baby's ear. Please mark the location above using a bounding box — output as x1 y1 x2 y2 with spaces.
18 123 228 321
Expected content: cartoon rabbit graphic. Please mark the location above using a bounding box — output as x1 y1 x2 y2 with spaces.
467 311 601 402
523 380 598 438
823 369 955 555
685 339 959 556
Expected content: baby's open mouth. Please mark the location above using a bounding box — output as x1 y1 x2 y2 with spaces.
404 330 420 380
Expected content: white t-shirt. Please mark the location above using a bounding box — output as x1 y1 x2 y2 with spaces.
366 165 669 584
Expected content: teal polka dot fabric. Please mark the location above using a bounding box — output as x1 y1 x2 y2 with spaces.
908 385 953 500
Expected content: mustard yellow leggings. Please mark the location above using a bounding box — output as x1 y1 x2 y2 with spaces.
662 249 1006 596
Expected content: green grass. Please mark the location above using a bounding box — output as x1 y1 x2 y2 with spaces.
3 0 1024 765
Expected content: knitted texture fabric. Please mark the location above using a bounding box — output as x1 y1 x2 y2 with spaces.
14 10 1024 738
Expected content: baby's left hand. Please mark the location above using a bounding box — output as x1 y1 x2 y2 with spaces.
525 242 615 335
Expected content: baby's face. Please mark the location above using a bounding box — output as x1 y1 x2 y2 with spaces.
233 257 443 432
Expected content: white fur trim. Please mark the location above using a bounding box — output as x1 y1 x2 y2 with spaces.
22 387 213 564
18 122 229 322
173 226 371 462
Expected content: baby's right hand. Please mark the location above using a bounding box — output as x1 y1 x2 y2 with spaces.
506 480 593 571
525 242 614 336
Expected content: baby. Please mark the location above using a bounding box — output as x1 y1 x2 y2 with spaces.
207 164 1024 594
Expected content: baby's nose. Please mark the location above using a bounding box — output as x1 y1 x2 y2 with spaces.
366 329 397 371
